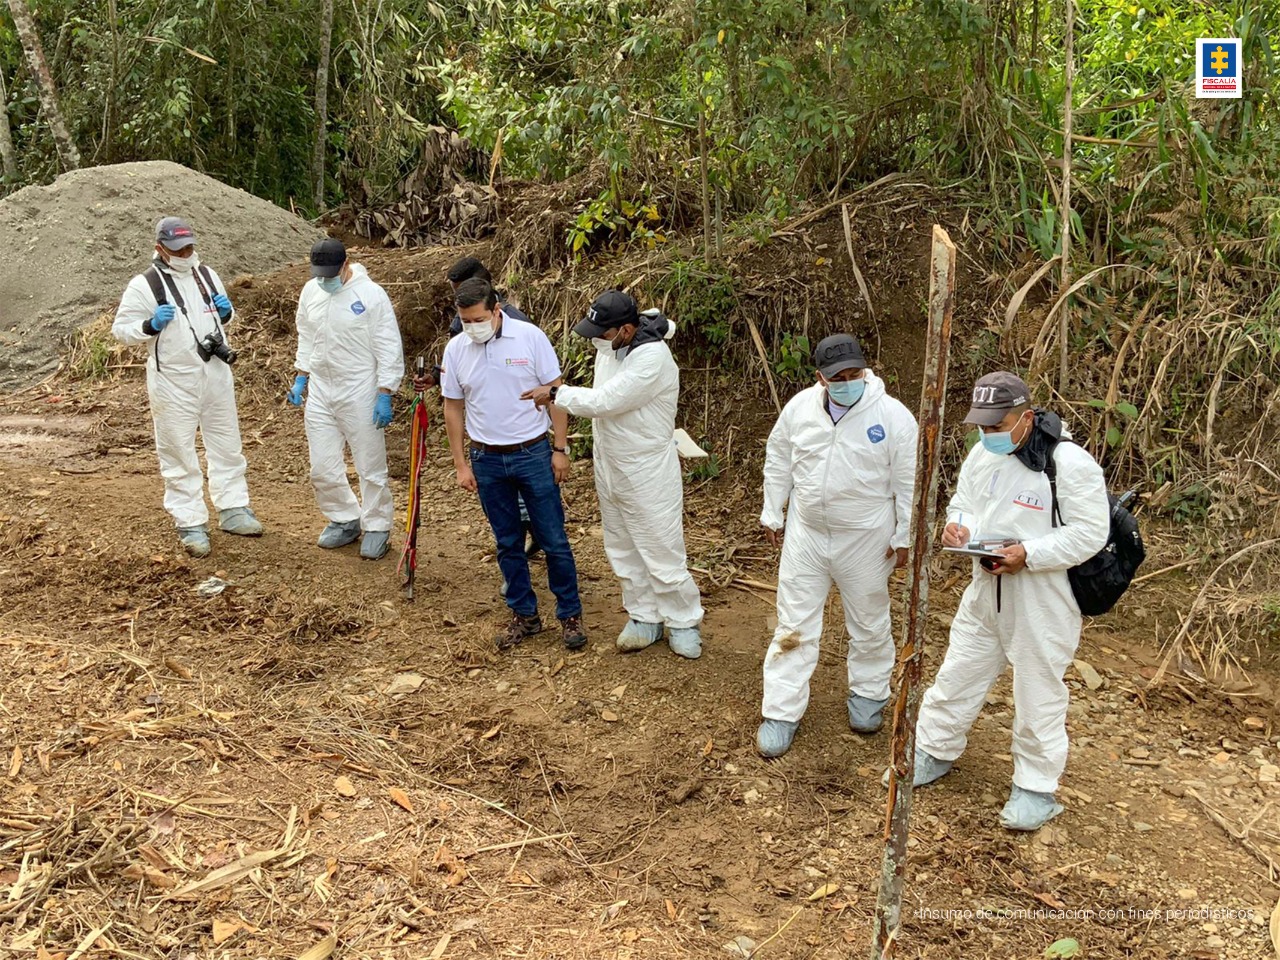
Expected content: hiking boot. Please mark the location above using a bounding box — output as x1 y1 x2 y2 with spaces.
561 615 588 651
218 506 263 536
178 526 211 558
499 612 542 650
318 519 361 549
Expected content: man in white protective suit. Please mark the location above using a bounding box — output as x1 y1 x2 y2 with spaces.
756 334 917 758
287 238 405 560
907 371 1109 831
112 216 263 557
521 290 705 659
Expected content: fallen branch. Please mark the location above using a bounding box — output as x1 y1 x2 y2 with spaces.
1147 538 1280 688
466 832 573 857
1186 789 1280 885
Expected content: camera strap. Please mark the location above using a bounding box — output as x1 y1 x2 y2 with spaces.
147 262 226 357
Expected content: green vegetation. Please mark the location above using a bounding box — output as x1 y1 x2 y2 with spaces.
3 0 1278 510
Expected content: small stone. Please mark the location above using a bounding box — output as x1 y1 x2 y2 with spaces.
1072 659 1104 690
1205 936 1226 949
1243 716 1266 730
742 789 760 804
1222 738 1242 752
1258 764 1279 783
1211 752 1231 765
721 936 756 957
1129 747 1151 759
1105 854 1124 866
1132 821 1154 832
981 793 999 805
1219 776 1239 787
1177 888 1198 900
495 680 511 694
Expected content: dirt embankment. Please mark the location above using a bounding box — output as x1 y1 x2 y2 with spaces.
0 161 324 388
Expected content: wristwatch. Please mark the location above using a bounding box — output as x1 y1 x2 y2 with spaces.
552 444 569 454
548 385 559 403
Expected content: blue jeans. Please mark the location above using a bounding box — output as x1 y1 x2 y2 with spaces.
471 438 581 620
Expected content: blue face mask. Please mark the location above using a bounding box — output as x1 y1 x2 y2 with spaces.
980 414 1028 455
980 430 1018 455
317 275 343 294
827 378 865 407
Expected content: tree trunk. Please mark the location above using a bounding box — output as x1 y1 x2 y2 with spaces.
0 66 17 181
312 0 335 212
5 0 79 170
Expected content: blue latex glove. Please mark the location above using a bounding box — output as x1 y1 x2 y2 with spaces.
372 392 393 428
151 303 176 331
212 293 233 319
287 374 308 407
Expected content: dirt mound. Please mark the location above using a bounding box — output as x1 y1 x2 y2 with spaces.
0 160 324 389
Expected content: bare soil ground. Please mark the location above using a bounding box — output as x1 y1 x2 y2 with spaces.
2 217 1279 958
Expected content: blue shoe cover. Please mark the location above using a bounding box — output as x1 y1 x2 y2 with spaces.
668 626 702 659
616 619 663 652
756 718 799 758
999 785 1064 831
318 519 361 549
847 694 889 733
882 749 954 788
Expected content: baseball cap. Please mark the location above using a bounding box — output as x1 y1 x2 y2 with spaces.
573 290 638 339
310 237 347 278
155 217 196 251
964 372 1031 426
814 334 867 379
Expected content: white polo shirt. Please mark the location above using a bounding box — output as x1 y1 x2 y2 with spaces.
441 313 562 446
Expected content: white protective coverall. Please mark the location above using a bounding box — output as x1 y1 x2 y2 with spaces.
553 315 704 629
915 423 1109 794
294 264 404 532
113 260 249 529
759 372 917 722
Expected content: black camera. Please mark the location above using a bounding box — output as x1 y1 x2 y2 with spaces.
197 329 237 365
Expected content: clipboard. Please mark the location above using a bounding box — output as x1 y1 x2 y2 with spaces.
942 539 1018 559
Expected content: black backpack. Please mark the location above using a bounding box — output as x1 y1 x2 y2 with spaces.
1045 445 1145 616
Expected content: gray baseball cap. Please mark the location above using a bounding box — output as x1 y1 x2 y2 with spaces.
965 372 1031 426
813 334 867 379
155 216 196 251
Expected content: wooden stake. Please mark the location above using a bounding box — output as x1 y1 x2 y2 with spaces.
1057 0 1075 392
870 225 956 958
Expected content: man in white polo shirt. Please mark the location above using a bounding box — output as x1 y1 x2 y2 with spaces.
441 278 587 651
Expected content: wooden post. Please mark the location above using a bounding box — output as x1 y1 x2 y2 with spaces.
5 0 79 171
870 225 956 959
1057 0 1075 393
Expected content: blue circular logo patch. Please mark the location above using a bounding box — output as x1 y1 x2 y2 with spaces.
351 299 366 315
867 424 886 443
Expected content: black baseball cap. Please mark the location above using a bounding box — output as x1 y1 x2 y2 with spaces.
814 334 867 379
574 290 638 339
310 238 347 278
964 372 1031 426
156 216 196 251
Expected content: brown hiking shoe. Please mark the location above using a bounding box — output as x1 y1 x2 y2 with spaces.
560 615 588 651
498 612 542 650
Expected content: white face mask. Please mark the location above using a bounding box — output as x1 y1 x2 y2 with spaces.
591 337 613 351
165 251 198 273
464 320 496 344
